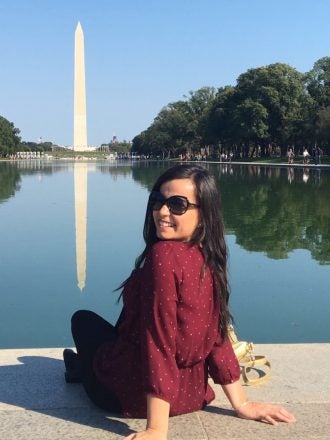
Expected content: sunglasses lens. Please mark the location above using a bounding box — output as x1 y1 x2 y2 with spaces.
149 192 163 210
168 196 187 215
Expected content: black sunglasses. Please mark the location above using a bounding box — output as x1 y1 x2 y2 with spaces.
148 191 199 215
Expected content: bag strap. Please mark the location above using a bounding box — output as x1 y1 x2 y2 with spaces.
228 325 272 385
240 355 272 385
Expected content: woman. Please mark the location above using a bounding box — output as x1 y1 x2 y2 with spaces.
64 164 295 440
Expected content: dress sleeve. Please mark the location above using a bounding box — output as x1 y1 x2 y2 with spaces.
207 333 241 385
139 242 181 406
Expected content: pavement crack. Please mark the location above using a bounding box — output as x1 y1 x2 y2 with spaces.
196 412 208 440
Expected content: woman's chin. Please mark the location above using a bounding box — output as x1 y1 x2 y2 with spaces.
156 229 174 240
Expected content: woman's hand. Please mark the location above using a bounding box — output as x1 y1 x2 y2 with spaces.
124 428 167 440
235 401 296 425
222 381 296 425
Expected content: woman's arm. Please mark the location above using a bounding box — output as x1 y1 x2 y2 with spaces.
124 395 169 440
207 332 295 425
222 380 296 425
147 395 170 435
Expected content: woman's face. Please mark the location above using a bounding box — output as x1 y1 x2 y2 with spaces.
152 178 200 242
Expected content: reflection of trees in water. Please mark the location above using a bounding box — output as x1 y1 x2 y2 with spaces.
1 160 329 264
0 162 21 203
0 160 161 203
128 162 330 265
131 161 172 191
8 160 69 174
214 165 330 265
0 161 75 203
95 160 172 188
96 163 133 179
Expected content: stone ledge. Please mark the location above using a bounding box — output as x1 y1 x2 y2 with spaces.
0 344 329 439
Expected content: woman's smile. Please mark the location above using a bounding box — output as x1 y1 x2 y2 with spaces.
158 219 176 228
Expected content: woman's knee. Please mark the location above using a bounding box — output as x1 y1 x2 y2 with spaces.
71 310 94 333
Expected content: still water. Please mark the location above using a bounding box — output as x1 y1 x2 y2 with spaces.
0 160 329 348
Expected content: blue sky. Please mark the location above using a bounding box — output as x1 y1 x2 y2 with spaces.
0 0 329 147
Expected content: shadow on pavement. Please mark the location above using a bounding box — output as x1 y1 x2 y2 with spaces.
0 355 134 437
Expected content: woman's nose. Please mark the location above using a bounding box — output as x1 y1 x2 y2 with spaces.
159 202 171 215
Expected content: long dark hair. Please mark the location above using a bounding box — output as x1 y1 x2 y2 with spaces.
128 164 232 338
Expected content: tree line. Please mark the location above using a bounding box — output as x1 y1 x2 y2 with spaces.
0 116 61 157
132 57 330 159
1 56 329 159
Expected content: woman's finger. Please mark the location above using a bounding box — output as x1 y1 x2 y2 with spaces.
263 414 278 425
278 407 296 422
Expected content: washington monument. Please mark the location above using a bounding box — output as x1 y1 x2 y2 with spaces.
73 22 88 291
74 22 88 151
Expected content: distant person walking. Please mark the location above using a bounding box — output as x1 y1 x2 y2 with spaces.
287 148 294 164
303 148 310 164
312 146 322 165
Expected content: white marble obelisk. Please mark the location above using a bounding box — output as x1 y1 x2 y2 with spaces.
74 22 88 151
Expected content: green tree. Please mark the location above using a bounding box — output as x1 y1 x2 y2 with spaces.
305 57 330 108
305 57 330 154
317 107 330 146
235 63 311 155
204 86 239 152
133 101 190 158
132 87 217 159
0 116 21 156
183 86 217 150
233 99 269 152
20 141 53 152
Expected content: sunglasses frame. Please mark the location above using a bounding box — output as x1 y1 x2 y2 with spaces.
149 191 199 215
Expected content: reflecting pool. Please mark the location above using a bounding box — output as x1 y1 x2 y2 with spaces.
0 160 329 348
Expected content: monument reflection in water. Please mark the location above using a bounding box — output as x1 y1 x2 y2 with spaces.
74 162 87 291
0 160 329 348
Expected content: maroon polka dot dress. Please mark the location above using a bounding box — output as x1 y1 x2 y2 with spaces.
93 241 240 417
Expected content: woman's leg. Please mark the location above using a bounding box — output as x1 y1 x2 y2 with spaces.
70 310 122 413
71 309 117 354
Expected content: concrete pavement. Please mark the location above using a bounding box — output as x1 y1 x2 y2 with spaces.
0 344 329 439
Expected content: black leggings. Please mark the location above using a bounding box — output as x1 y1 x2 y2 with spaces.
71 310 122 413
